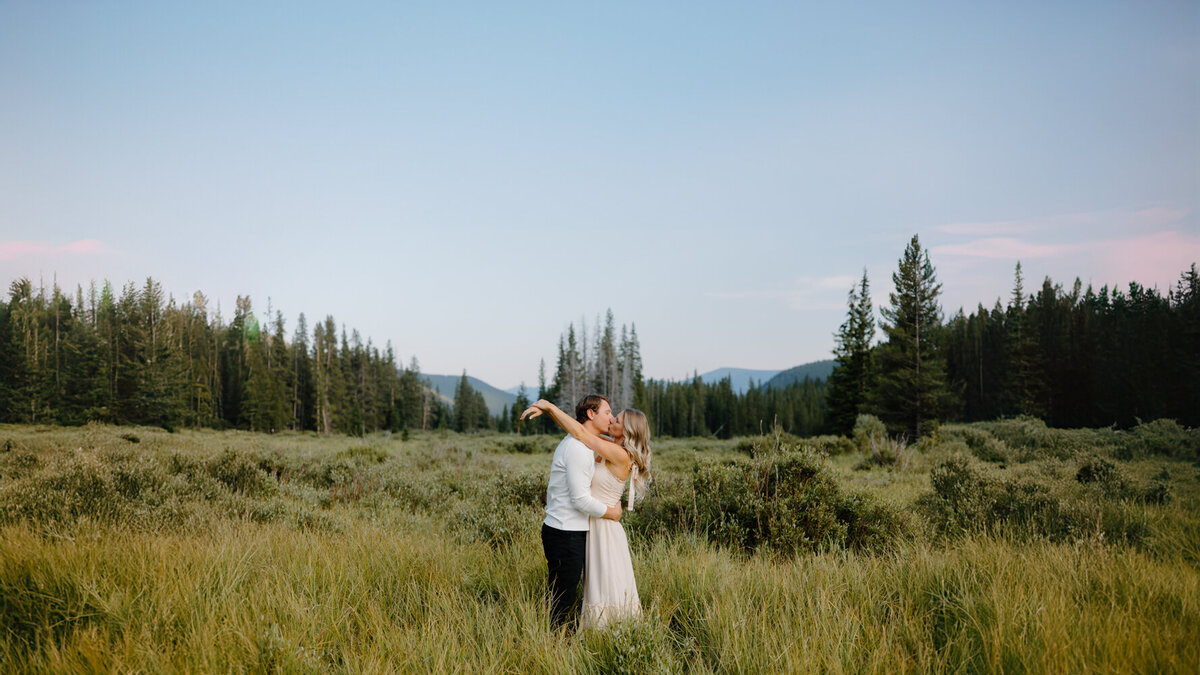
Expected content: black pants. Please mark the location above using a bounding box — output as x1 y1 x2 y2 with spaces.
542 523 587 628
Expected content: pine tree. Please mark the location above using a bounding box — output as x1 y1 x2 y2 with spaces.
512 383 531 433
826 270 876 435
872 235 949 439
1005 262 1045 417
454 370 487 431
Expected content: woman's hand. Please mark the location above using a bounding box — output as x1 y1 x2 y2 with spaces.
520 399 554 421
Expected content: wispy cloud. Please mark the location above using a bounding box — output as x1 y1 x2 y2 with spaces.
937 212 1095 236
932 238 1082 260
937 207 1189 237
0 239 115 261
1092 231 1200 290
932 231 1200 270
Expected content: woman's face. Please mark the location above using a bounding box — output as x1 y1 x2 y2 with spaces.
611 411 626 442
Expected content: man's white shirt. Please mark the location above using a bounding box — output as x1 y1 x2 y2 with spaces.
544 435 608 530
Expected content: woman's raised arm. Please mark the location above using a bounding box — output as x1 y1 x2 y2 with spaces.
520 399 631 467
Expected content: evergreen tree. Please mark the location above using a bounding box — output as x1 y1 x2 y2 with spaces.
453 371 487 431
512 383 531 433
292 313 316 431
1004 262 1045 416
826 270 875 435
872 235 949 439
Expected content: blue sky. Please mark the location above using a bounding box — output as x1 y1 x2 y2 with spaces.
2 1 1197 388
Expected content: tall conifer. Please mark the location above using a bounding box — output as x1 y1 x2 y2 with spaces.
872 235 949 439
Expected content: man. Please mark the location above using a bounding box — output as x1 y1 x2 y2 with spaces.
541 393 622 629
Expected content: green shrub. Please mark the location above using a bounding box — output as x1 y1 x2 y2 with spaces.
852 414 888 453
735 431 805 457
206 450 276 496
1131 419 1200 460
941 426 1011 463
1142 468 1174 505
974 416 1117 460
452 470 546 548
507 437 553 454
628 447 909 555
336 445 390 464
919 455 1150 545
802 435 857 455
1075 456 1133 498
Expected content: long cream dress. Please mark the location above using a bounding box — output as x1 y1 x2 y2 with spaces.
582 460 641 628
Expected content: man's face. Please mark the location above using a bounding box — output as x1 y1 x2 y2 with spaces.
592 400 616 433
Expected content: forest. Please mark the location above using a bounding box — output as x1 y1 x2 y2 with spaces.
824 237 1199 439
1 237 1196 438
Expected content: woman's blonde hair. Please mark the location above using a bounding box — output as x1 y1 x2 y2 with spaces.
619 408 652 506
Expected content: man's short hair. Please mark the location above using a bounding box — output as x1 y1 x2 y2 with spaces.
575 393 610 423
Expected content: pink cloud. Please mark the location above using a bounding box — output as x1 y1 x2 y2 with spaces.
937 212 1100 236
932 237 1082 260
1090 231 1200 290
937 207 1189 237
0 239 115 261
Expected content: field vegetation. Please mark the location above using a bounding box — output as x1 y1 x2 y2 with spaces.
1 419 1198 672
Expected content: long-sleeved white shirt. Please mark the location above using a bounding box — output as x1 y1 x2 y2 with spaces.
543 435 608 530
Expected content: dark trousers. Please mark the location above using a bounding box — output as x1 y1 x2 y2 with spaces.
541 523 587 629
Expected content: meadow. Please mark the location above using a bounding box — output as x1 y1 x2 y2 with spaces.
1 419 1198 673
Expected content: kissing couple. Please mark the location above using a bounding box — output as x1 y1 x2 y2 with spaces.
521 394 653 631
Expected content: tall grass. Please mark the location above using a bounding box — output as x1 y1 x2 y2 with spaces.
1 422 1198 672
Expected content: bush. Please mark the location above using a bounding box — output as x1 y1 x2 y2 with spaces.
504 437 554 454
336 445 389 464
206 450 276 496
941 426 1011 463
735 431 805 457
1074 456 1132 498
1130 419 1200 461
852 414 888 454
1142 468 1174 505
919 455 1150 545
802 435 857 456
452 471 546 548
628 446 909 555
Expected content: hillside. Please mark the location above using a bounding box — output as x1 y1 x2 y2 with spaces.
422 374 518 417
765 359 836 389
697 368 783 394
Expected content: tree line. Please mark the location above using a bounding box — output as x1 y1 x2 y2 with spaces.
5 244 1194 440
826 235 1200 439
0 278 455 434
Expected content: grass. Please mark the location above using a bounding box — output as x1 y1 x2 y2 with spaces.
1 422 1198 673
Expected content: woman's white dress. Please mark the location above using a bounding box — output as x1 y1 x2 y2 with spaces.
582 460 641 628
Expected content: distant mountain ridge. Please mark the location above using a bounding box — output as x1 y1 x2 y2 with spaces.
427 360 836 417
696 360 835 394
422 374 518 417
697 368 782 394
765 359 836 388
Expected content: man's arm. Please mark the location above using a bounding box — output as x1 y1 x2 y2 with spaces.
564 442 620 520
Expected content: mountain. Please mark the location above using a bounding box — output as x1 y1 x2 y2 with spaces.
765 359 836 389
422 374 518 417
504 384 536 396
697 368 783 394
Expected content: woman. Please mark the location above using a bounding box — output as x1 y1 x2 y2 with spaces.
522 399 652 628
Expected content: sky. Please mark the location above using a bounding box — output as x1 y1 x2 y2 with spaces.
2 1 1197 389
